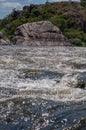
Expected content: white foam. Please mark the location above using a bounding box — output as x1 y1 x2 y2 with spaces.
0 46 86 102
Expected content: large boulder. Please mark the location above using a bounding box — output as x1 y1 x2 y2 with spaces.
14 21 71 46
0 32 10 45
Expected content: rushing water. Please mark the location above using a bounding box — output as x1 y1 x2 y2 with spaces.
0 46 86 130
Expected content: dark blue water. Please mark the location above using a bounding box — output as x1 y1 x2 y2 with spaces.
0 98 86 130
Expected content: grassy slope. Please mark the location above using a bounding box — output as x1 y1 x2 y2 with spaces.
0 1 86 46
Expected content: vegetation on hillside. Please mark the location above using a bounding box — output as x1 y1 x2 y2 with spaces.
0 1 86 46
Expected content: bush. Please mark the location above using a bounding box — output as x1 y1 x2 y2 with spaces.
50 17 68 31
64 29 83 38
71 38 82 46
31 8 40 17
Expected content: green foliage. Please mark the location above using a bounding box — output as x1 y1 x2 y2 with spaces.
0 2 86 46
22 11 30 18
50 17 68 31
71 38 86 46
71 38 82 46
64 29 86 46
64 29 82 39
31 8 40 17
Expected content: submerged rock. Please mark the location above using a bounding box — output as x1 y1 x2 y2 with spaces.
0 32 10 45
18 69 63 80
75 72 86 89
61 72 86 89
14 21 71 46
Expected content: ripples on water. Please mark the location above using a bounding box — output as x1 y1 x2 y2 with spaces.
0 46 86 130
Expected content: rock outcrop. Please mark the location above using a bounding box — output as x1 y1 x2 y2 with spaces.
14 21 71 46
0 32 10 45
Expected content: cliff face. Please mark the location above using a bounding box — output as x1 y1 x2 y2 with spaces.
0 32 10 45
14 21 71 46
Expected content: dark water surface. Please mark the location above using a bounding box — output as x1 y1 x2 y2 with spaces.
0 46 86 130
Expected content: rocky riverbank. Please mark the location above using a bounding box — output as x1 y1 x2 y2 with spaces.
0 32 10 45
0 21 71 46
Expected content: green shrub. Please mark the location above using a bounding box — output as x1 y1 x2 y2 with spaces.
71 38 82 46
64 29 83 38
50 17 68 31
31 8 40 17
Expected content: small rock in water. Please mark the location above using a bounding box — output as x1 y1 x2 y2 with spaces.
76 72 86 89
61 72 86 89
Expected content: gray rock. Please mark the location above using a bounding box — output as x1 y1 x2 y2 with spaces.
0 32 10 45
14 21 71 46
61 72 86 89
75 72 86 89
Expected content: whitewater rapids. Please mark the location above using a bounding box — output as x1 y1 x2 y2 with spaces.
0 46 86 102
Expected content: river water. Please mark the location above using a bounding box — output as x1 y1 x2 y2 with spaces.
0 46 86 130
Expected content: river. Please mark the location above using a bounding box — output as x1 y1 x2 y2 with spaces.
0 46 86 130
